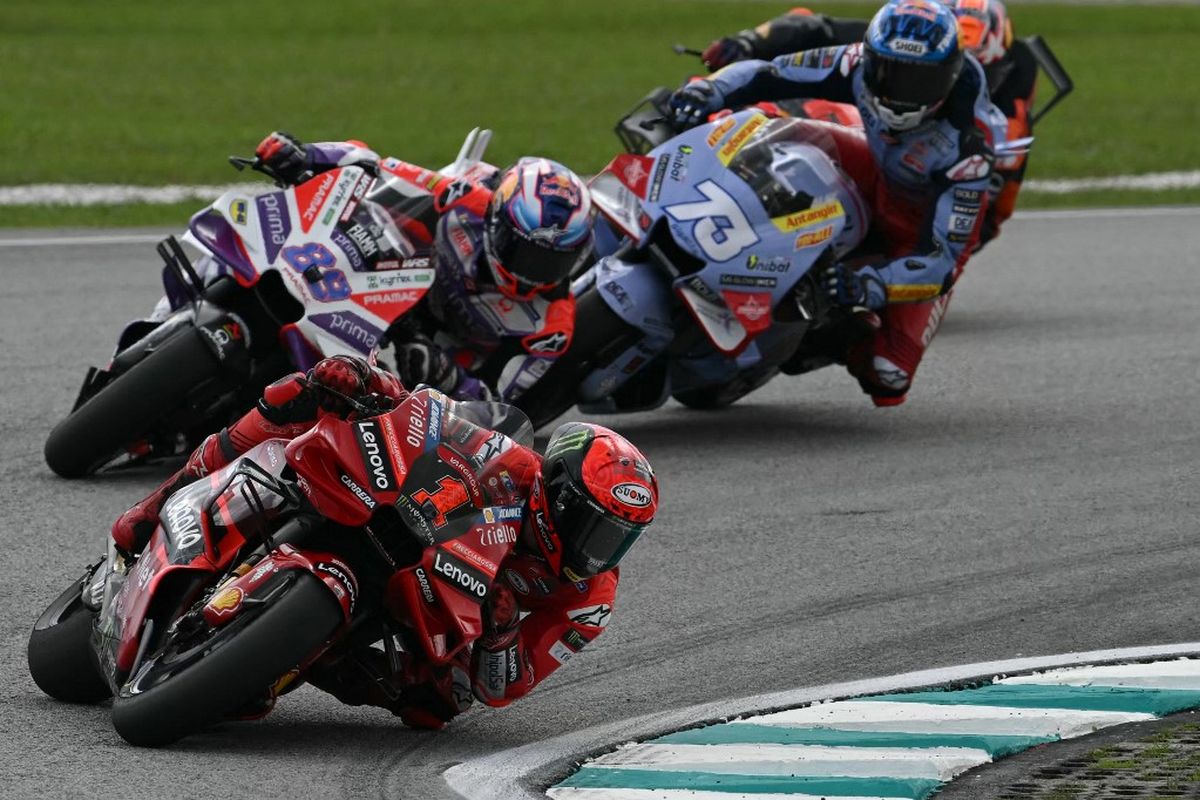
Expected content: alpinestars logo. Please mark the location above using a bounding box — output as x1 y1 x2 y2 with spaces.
568 604 612 628
524 330 570 355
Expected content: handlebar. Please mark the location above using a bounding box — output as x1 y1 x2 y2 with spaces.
228 154 298 189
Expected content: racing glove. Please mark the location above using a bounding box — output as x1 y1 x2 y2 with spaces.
395 337 457 392
308 355 371 412
702 34 755 70
823 263 887 310
255 131 310 185
668 80 725 129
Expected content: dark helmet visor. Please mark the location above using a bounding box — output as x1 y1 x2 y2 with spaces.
863 49 963 112
486 208 586 291
547 476 646 578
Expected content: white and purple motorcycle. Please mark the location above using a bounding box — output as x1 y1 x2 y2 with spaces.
44 130 494 478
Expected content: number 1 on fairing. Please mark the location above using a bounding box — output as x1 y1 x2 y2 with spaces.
664 180 759 262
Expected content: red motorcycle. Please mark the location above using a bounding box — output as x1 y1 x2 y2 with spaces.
27 388 535 746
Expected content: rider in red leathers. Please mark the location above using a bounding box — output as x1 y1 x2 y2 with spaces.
110 356 658 729
255 131 594 404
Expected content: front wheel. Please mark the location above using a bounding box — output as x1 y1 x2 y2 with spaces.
111 572 343 747
44 328 222 478
27 570 110 704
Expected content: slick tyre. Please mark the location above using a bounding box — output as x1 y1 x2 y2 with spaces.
111 573 342 747
44 328 221 478
28 574 110 704
513 288 638 430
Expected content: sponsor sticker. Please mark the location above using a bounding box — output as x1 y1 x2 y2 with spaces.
205 586 244 618
746 254 790 273
946 154 991 182
704 116 737 148
611 482 652 508
229 199 248 225
432 549 489 603
717 113 768 166
255 192 292 263
648 155 670 203
720 274 776 288
771 199 844 232
794 225 835 249
887 283 942 302
353 419 398 492
567 604 612 628
505 568 530 595
309 311 383 352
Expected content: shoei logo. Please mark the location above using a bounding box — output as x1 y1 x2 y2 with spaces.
890 38 928 56
612 482 653 508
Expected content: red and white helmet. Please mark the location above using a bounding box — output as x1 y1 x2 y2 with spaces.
531 422 658 581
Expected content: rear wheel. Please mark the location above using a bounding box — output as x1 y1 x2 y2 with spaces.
27 570 110 704
44 328 222 478
513 288 639 430
111 572 343 747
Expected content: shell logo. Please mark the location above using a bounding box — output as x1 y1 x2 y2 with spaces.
206 586 245 618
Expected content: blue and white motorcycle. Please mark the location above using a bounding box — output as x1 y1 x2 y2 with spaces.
515 111 873 429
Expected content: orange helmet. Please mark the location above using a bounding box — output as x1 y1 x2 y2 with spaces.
950 0 1014 90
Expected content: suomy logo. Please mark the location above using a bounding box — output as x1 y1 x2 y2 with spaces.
611 482 652 508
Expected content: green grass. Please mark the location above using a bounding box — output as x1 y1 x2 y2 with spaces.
1 0 1198 227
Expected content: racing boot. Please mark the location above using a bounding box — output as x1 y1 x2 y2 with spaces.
109 431 235 555
845 333 918 407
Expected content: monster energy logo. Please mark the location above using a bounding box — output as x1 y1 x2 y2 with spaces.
545 428 591 461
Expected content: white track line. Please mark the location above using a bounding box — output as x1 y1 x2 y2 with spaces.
1025 171 1200 193
1001 660 1200 690
0 183 248 206
589 741 988 780
443 642 1200 800
0 170 1198 208
743 700 1152 737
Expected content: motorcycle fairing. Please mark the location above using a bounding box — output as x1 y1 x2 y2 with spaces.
179 166 436 366
104 442 294 675
574 255 675 405
593 111 868 359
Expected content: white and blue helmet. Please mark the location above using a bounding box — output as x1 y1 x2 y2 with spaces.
862 0 964 131
483 158 593 300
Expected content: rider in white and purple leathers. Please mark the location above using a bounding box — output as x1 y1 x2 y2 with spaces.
256 133 594 403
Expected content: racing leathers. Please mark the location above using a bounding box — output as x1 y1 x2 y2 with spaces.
109 356 618 730
702 5 1035 247
260 133 578 404
681 46 999 403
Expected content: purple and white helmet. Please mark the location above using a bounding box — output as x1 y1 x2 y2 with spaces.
483 158 593 300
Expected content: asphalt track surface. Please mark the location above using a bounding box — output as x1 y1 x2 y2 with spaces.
2 207 1198 799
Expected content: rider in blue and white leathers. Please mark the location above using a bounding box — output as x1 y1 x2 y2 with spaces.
669 0 1005 404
